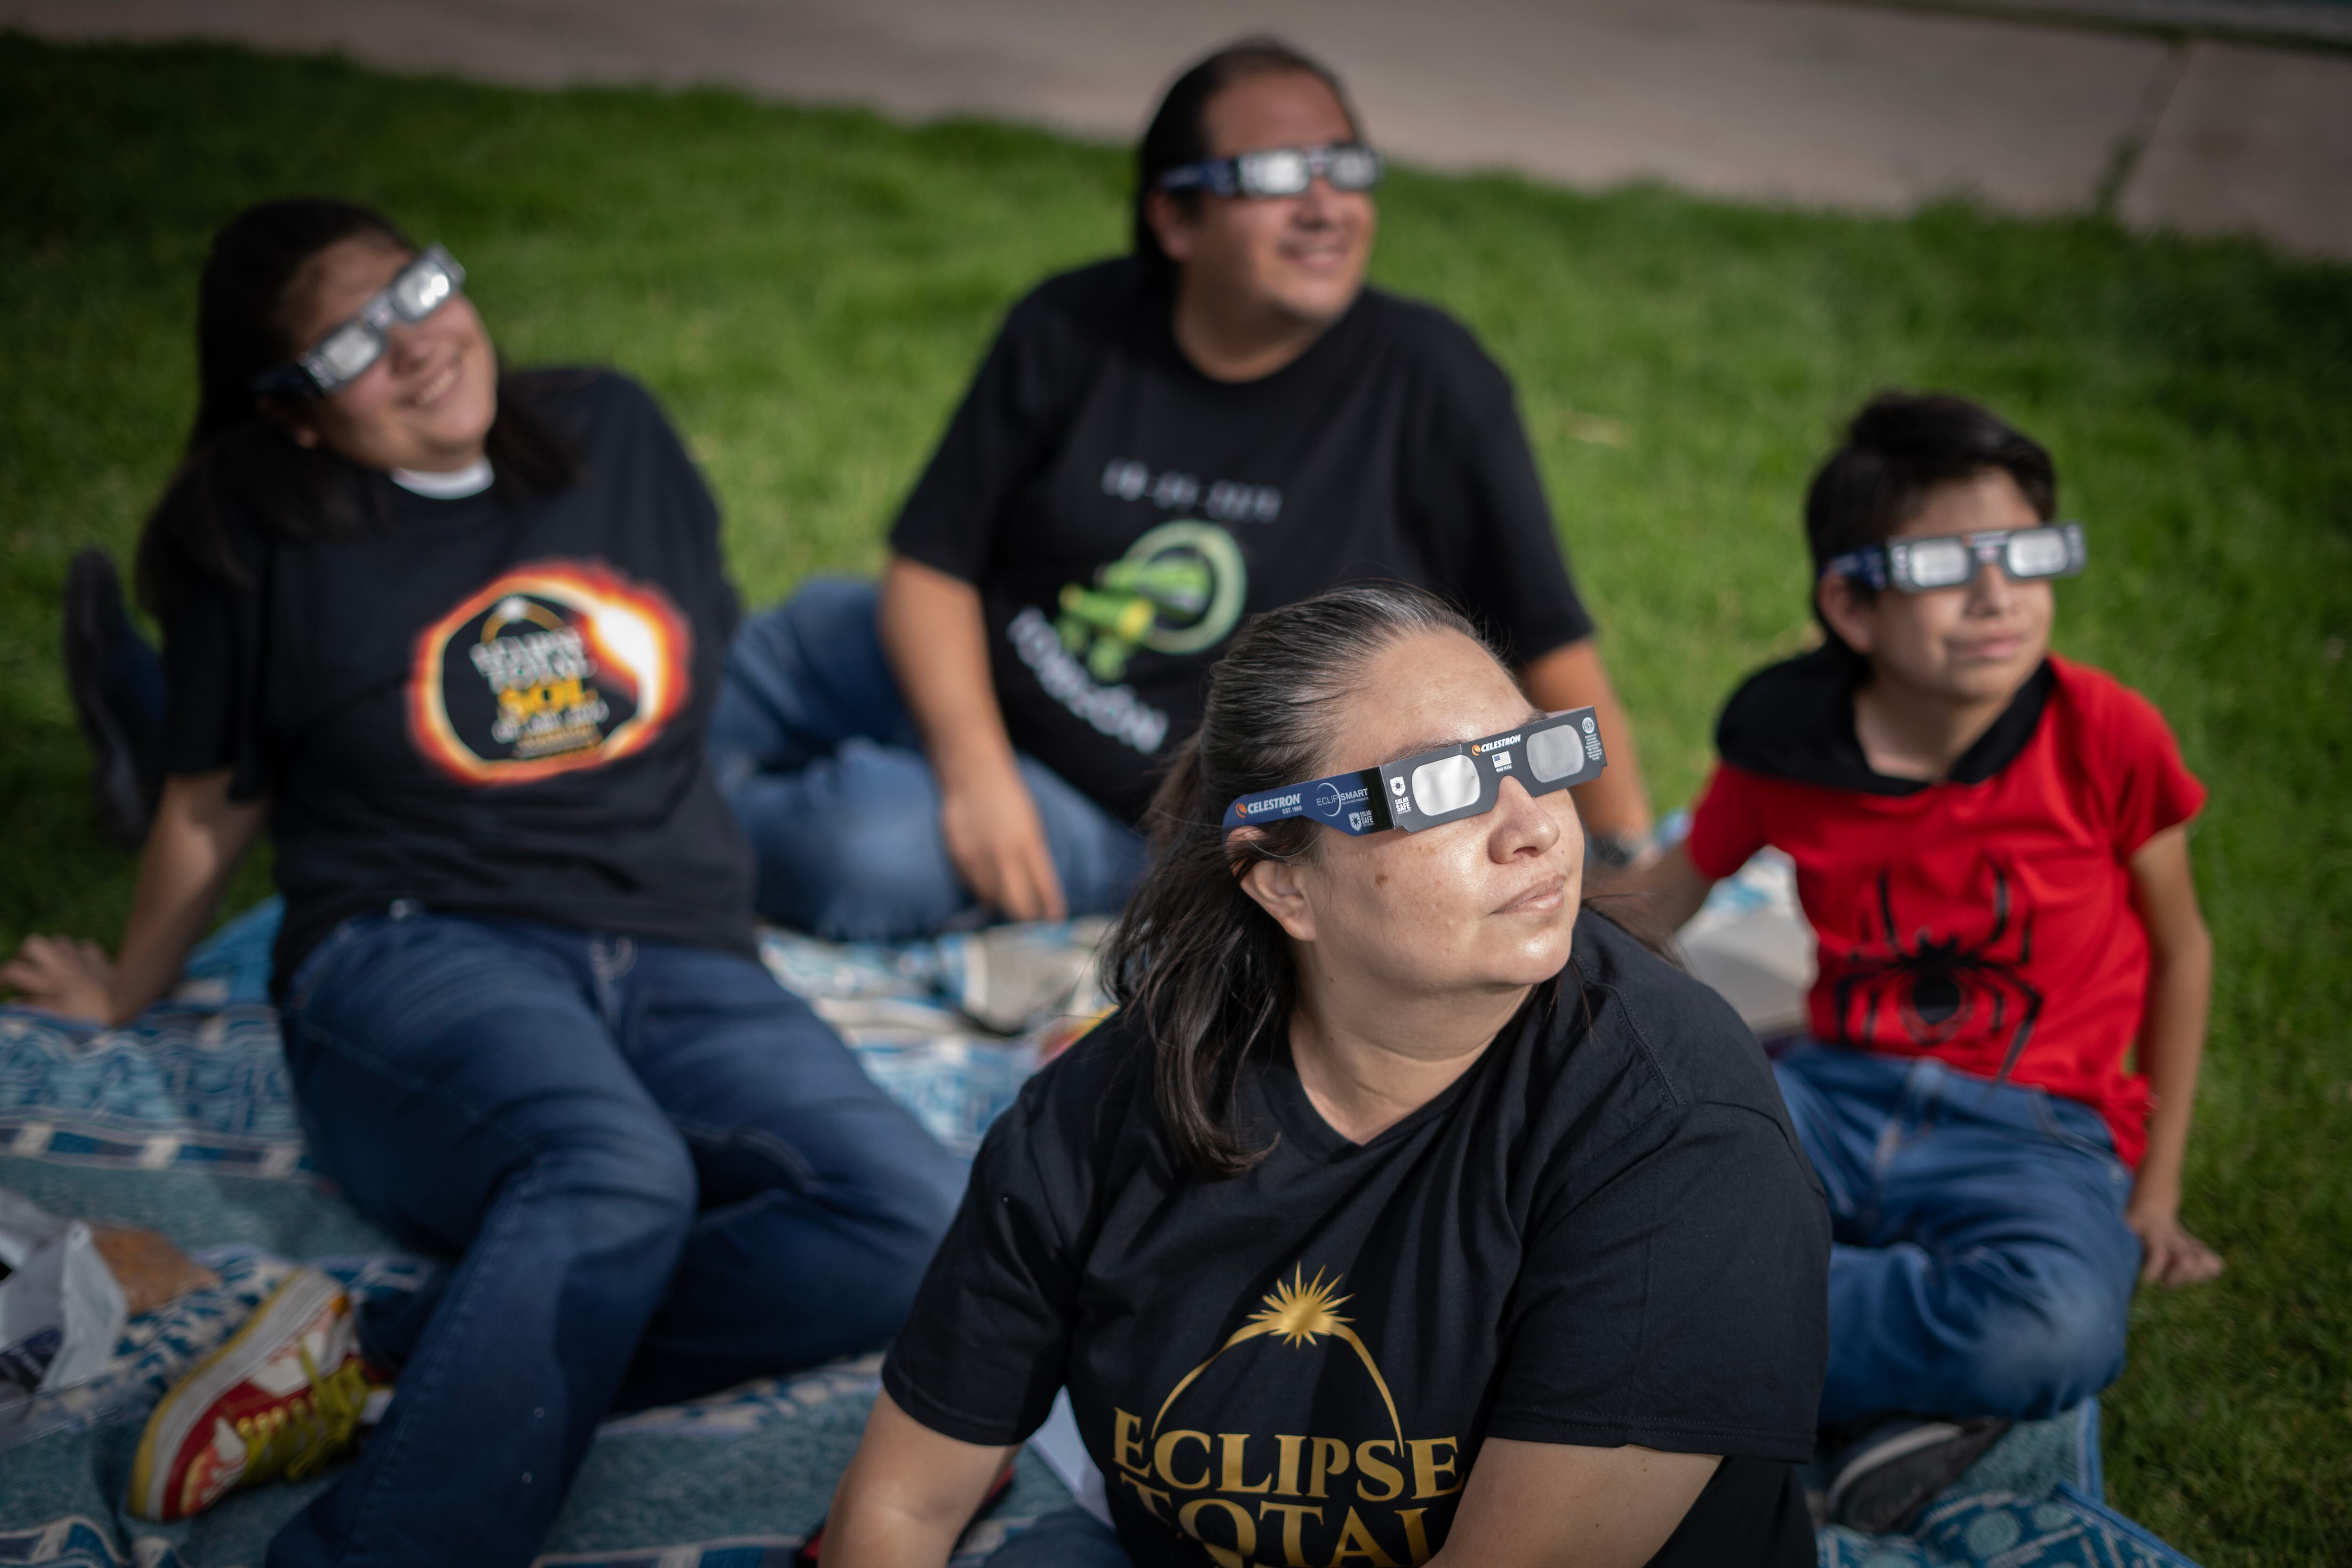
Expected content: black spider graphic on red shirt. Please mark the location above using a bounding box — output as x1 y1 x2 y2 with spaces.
1832 855 2044 1084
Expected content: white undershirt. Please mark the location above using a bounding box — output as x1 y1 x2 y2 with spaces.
389 458 494 499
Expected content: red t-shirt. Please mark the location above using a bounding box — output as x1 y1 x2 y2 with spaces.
1687 652 2204 1167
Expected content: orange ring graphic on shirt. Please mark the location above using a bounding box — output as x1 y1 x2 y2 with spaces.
407 561 692 785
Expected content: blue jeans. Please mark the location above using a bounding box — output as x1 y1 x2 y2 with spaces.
1772 1044 2141 1428
986 1508 1134 1568
269 907 966 1568
708 579 1149 941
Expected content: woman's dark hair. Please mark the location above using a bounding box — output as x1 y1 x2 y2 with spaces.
1133 37 1363 270
1102 584 1486 1179
135 197 578 615
1804 391 2057 630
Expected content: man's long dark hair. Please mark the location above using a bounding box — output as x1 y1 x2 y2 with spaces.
1104 585 1528 1179
135 198 577 616
1132 37 1362 271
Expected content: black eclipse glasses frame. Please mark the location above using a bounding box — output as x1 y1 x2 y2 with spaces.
1224 708 1607 839
1822 523 2087 595
252 245 467 400
1157 142 1385 200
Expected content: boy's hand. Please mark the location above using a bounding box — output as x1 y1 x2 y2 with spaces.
2126 1200 2225 1288
0 935 117 1023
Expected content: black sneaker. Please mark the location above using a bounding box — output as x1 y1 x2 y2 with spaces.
62 549 163 846
1825 1415 2010 1534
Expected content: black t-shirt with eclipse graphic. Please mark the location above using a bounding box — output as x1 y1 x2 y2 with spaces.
884 911 1829 1568
157 369 756 988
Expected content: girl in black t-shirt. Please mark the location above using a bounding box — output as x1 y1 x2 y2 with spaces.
818 586 1827 1568
2 200 964 1567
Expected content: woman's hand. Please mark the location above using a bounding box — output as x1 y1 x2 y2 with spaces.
2126 1195 2225 1288
939 762 1067 924
0 935 117 1022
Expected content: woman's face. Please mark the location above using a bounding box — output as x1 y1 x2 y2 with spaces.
1149 69 1377 332
278 236 499 473
1245 629 1584 1000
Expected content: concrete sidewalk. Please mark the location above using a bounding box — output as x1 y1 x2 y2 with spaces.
7 0 2348 257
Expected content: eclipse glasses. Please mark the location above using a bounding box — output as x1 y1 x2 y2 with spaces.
252 245 466 400
1224 707 1606 838
1158 142 1384 200
1822 523 2086 595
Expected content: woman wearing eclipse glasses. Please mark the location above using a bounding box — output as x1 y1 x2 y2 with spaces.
2 200 963 1566
817 585 1827 1568
707 37 1657 946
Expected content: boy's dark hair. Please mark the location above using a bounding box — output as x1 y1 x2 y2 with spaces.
136 198 578 617
1804 392 2058 617
1132 37 1362 271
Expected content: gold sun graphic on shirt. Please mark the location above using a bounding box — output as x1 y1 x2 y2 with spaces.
1247 1268 1354 1346
1150 1266 1404 1449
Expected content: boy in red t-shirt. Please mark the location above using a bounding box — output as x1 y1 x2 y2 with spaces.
1633 392 2220 1531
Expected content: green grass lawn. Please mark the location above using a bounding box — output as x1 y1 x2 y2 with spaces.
4 33 2349 1565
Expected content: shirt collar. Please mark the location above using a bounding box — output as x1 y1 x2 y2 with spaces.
1716 643 2054 795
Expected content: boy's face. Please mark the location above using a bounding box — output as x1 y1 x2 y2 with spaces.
1819 469 2055 705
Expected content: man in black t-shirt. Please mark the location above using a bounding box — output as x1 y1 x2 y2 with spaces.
710 39 1655 941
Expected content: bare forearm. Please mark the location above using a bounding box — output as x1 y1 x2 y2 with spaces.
110 773 266 1024
2131 926 2213 1208
1519 640 1651 841
823 1393 1013 1568
1613 843 1716 944
879 555 1020 779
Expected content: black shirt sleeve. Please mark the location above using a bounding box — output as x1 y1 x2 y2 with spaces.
888 271 1112 585
158 530 273 802
880 1054 1098 1445
1488 1097 1828 1463
1402 310 1596 665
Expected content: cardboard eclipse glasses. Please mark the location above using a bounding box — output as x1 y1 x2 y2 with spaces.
1822 523 2086 595
1224 708 1607 838
252 245 467 400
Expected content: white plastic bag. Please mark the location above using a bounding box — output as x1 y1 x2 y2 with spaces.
0 1188 128 1437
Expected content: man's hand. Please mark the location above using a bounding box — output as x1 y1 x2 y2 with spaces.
2126 1196 2225 1288
1 935 117 1023
939 764 1067 924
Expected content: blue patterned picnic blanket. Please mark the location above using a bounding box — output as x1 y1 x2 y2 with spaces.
0 900 2197 1568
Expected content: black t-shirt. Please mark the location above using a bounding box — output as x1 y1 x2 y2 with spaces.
883 913 1828 1568
158 369 757 987
890 258 1596 822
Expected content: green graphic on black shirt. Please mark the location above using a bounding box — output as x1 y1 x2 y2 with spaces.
1055 520 1248 683
1109 1267 1463 1568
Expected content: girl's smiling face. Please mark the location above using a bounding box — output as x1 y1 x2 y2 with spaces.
278 236 498 473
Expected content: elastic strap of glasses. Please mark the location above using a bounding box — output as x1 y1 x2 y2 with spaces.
1222 768 1388 834
1820 548 1890 589
1158 161 1235 196
251 360 326 399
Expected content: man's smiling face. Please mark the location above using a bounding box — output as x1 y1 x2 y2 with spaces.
1157 69 1377 334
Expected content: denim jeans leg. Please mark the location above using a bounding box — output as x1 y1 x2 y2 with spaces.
269 915 699 1568
1787 1050 2140 1426
714 579 1147 939
606 939 968 1408
708 579 916 785
984 1507 1136 1568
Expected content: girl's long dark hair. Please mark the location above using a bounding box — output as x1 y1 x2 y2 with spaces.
1102 585 1486 1179
135 198 577 616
